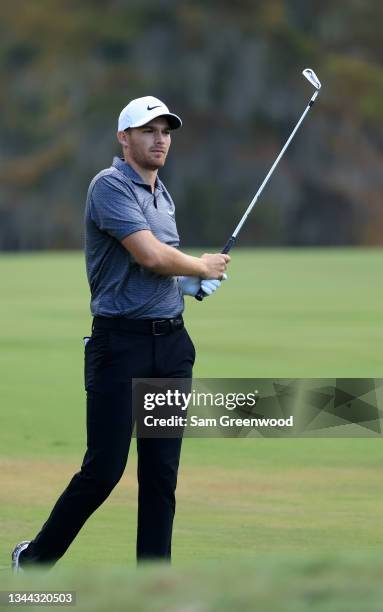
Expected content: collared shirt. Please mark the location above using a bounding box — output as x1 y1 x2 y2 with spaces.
84 157 184 318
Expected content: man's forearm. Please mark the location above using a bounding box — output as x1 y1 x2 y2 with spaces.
121 230 228 279
147 243 206 277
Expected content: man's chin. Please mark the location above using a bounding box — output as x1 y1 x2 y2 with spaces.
147 160 166 170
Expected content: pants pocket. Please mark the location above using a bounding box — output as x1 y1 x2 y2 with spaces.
84 332 110 391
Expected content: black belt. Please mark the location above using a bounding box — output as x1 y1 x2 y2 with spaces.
92 315 184 336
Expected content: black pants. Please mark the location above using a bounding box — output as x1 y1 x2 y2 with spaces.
21 321 195 567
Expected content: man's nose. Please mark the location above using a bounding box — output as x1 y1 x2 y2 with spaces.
155 131 166 143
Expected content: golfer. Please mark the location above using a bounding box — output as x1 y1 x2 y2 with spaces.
12 96 229 570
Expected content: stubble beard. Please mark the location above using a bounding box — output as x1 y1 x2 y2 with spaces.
138 152 167 172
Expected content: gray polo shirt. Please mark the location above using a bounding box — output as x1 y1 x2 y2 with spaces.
84 157 184 319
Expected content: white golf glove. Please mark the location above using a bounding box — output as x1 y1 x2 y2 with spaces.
179 274 227 297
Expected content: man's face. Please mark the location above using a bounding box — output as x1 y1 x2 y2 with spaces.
124 117 171 170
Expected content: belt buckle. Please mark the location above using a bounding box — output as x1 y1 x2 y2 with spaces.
152 320 168 336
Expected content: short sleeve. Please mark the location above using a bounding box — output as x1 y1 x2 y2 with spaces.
90 174 150 241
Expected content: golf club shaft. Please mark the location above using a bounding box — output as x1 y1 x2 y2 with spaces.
195 89 319 301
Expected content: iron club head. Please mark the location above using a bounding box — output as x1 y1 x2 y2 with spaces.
302 68 321 90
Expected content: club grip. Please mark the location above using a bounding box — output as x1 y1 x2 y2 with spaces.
195 235 236 301
221 235 236 254
195 288 206 301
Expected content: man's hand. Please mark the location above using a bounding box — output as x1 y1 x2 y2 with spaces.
179 274 227 297
200 253 230 280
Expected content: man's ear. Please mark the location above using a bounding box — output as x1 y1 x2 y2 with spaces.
117 130 129 148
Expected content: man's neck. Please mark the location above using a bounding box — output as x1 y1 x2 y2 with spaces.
123 156 157 192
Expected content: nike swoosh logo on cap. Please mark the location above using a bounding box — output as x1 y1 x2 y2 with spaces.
147 105 162 111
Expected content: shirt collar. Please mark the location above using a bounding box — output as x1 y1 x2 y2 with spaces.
112 157 163 192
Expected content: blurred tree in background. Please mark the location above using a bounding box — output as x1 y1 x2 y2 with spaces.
0 0 382 249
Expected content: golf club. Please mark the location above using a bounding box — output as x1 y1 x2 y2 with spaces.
195 67 322 301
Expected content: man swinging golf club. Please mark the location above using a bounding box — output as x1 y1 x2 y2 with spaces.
12 96 230 571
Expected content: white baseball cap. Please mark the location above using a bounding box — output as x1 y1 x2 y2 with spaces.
118 96 182 131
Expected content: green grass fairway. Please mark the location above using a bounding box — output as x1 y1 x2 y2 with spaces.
2 553 383 612
1 249 382 608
